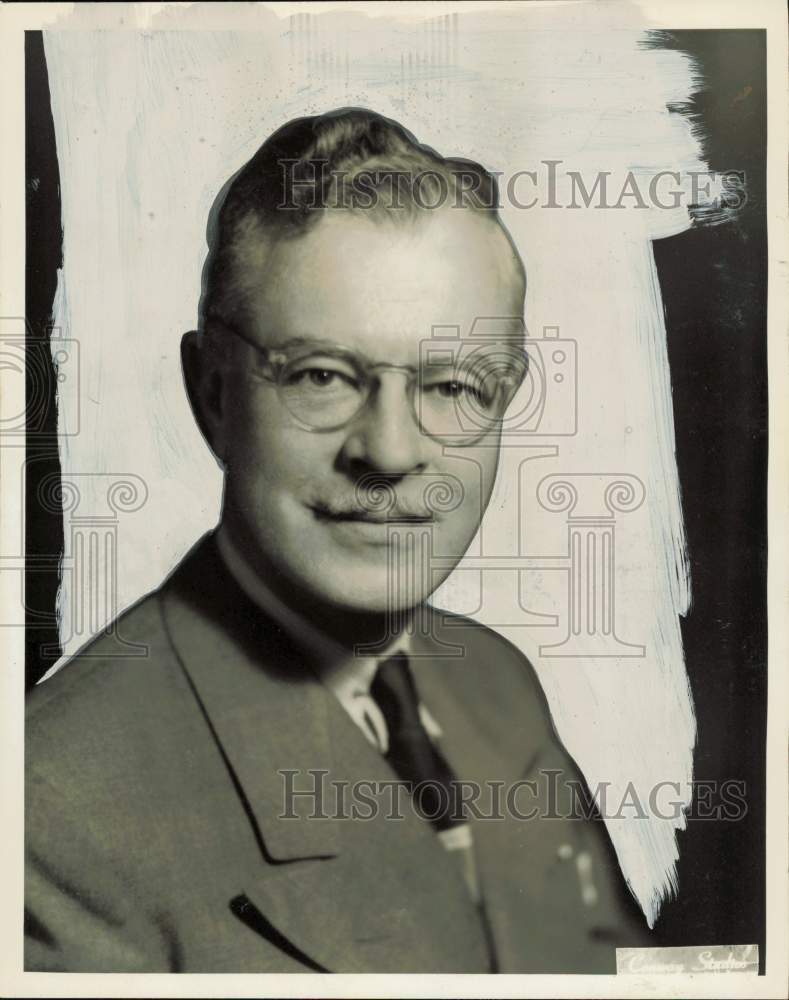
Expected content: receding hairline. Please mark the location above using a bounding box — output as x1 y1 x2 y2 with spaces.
200 108 526 335
209 203 526 334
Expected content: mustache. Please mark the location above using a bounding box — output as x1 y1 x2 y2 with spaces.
310 474 466 522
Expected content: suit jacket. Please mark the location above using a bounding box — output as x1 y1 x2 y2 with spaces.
25 532 647 973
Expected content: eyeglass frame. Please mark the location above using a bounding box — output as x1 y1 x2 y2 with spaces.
207 318 528 447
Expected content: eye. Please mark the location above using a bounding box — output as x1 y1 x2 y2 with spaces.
426 379 487 405
284 363 359 391
438 380 469 398
307 369 341 387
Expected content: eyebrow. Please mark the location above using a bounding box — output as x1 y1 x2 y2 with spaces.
263 335 339 351
229 325 527 376
223 325 351 358
262 337 382 364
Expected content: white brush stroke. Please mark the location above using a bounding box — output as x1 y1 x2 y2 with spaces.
41 5 729 925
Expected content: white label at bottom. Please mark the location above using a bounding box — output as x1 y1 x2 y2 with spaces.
616 944 759 975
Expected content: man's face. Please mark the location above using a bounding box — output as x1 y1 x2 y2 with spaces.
209 208 524 615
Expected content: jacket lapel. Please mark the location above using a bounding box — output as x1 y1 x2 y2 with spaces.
411 616 630 973
159 534 489 972
408 626 536 971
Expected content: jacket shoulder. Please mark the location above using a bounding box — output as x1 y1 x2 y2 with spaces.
28 589 169 715
426 604 545 689
428 605 533 661
421 604 556 744
25 587 192 782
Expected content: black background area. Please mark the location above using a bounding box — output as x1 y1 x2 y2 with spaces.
647 30 767 966
24 29 768 965
25 31 64 688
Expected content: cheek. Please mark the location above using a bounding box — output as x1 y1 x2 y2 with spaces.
222 387 348 520
438 443 500 508
223 382 290 466
221 390 300 498
430 446 499 551
226 432 318 507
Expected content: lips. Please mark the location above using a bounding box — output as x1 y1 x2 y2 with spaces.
310 502 435 525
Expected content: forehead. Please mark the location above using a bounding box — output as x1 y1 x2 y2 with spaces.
234 209 524 360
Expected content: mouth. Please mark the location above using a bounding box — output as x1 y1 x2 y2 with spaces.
310 503 436 526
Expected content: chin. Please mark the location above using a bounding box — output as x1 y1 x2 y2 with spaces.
310 571 431 616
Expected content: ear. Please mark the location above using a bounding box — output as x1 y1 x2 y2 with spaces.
180 330 228 465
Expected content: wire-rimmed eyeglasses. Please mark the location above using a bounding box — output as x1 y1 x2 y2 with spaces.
213 321 528 447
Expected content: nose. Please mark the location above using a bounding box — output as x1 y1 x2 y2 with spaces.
339 371 429 477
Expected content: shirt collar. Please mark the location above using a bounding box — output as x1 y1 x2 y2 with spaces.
215 524 411 697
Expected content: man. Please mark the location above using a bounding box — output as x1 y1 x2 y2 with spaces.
25 108 647 973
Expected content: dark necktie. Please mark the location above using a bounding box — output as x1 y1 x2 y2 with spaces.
370 653 466 832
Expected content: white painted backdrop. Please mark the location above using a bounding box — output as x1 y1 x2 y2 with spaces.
44 3 721 925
